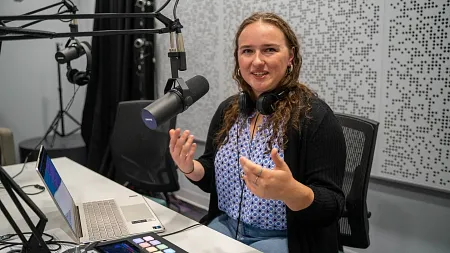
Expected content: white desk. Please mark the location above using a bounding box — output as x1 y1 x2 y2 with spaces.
0 157 259 253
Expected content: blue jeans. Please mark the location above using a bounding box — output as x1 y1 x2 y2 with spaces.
207 214 288 253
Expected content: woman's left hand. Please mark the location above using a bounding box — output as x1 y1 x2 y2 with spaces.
240 148 296 201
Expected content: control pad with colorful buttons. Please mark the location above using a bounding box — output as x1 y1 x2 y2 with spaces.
94 232 187 253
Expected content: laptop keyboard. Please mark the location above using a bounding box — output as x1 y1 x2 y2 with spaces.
83 199 129 241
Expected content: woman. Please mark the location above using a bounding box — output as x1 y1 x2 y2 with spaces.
169 12 346 253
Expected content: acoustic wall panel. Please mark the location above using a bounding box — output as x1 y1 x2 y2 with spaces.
375 0 450 191
155 0 450 192
289 0 382 120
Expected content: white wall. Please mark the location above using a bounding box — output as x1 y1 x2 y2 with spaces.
0 0 95 162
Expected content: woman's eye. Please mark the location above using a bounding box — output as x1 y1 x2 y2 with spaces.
265 48 277 52
242 49 253 54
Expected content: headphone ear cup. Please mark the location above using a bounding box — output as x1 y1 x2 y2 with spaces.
66 68 79 84
256 92 278 115
238 91 255 116
73 71 89 86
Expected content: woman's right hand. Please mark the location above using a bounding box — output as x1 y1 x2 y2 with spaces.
169 128 197 174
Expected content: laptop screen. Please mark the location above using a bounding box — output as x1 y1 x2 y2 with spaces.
36 146 77 234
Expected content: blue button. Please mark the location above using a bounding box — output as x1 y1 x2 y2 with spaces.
150 240 161 245
132 238 144 244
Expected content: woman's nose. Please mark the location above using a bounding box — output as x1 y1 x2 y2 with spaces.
252 52 265 66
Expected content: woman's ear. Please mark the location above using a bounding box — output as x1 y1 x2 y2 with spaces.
289 46 295 63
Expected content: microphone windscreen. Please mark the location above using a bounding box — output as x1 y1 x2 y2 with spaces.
185 75 209 103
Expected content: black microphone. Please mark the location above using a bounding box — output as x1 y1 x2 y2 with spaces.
55 41 91 64
141 75 209 129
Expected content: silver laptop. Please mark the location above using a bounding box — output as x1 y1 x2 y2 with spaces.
35 145 165 244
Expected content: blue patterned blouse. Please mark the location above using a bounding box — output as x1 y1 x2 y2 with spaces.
214 112 287 231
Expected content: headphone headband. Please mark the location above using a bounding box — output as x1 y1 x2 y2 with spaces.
78 40 92 72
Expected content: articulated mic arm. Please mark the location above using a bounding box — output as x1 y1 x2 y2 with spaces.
0 0 187 78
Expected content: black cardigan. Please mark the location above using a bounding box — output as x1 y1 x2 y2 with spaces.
192 95 346 253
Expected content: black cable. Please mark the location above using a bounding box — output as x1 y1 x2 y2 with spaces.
20 184 46 195
0 233 77 252
18 8 73 30
0 155 29 189
0 232 55 244
0 241 64 252
160 224 201 238
65 0 76 9
155 0 172 13
235 176 245 240
48 243 61 251
235 113 259 240
0 242 19 248
173 0 180 20
47 240 78 252
235 119 244 240
0 232 77 252
0 232 55 252
6 249 22 253
62 86 80 115
48 240 78 245
0 234 14 241
57 5 74 22
0 245 17 251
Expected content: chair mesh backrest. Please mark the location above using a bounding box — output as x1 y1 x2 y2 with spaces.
110 100 179 193
340 127 365 234
335 113 379 249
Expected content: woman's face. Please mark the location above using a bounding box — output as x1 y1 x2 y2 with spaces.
237 21 293 98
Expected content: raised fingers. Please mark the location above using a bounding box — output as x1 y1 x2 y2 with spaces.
185 142 197 161
173 130 190 155
181 134 195 159
242 173 261 197
169 128 180 153
239 156 262 177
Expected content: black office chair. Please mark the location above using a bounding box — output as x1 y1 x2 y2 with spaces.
335 113 379 250
110 100 180 208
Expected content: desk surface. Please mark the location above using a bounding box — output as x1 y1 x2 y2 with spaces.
0 157 259 253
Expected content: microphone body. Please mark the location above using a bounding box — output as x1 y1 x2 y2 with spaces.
55 41 91 64
142 91 184 129
142 75 209 129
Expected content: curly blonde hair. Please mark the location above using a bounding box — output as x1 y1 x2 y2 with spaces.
215 12 316 150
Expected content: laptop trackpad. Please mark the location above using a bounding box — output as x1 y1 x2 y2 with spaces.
120 204 155 223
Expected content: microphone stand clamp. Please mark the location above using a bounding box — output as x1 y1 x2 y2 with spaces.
164 78 193 110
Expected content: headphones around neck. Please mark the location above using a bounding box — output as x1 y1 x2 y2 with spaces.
65 38 92 86
238 88 290 116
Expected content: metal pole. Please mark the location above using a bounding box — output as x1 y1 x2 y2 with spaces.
0 28 165 41
56 42 66 136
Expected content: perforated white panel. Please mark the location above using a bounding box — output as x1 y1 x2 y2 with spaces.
376 0 450 191
155 0 450 192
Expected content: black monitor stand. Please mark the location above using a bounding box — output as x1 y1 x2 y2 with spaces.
0 165 51 253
